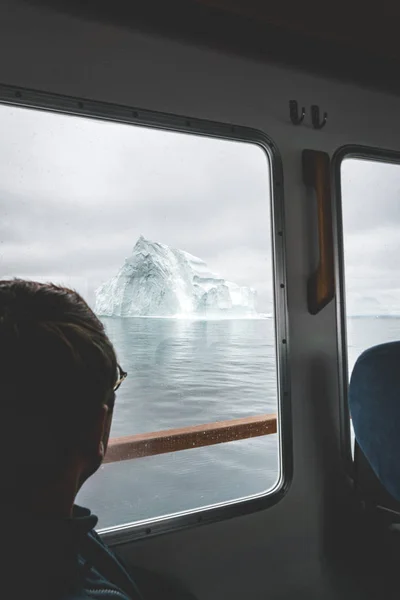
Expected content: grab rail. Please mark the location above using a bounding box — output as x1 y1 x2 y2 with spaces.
303 149 335 315
105 413 277 463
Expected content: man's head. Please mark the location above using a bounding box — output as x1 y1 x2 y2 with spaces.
0 279 122 504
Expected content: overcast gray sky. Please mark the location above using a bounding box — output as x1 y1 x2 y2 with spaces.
0 104 275 312
341 158 400 316
1 104 399 317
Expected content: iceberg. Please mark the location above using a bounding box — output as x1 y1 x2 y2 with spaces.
95 236 257 317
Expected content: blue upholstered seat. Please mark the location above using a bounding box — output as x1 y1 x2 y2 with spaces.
349 341 400 502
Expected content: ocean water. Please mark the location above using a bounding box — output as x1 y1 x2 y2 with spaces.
103 317 278 438
77 316 400 529
78 317 279 528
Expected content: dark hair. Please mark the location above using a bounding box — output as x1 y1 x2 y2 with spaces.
0 279 117 486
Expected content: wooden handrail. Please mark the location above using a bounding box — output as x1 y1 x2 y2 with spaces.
303 149 335 315
105 413 277 463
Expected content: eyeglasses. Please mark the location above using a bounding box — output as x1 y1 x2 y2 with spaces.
114 364 128 392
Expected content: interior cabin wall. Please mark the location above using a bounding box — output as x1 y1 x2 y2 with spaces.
2 2 400 599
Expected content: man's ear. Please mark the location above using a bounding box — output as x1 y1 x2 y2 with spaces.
93 404 110 460
77 404 112 489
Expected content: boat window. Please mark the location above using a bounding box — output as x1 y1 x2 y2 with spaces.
339 155 400 450
0 95 287 532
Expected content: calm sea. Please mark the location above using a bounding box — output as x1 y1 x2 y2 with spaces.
77 316 400 529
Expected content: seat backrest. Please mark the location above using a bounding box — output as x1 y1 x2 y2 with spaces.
353 439 400 513
349 341 400 509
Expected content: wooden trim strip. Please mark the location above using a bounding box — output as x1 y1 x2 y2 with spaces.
105 413 277 463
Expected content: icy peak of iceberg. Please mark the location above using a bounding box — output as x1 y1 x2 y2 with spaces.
95 237 257 318
127 235 158 258
134 235 156 251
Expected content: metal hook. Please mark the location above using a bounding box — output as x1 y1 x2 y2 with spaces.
311 105 328 130
289 100 305 125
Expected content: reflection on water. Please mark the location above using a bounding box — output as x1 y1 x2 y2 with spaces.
103 317 278 437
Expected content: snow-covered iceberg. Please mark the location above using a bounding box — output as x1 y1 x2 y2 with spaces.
95 236 257 318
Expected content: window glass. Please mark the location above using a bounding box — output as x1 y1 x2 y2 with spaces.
341 158 400 378
0 103 281 529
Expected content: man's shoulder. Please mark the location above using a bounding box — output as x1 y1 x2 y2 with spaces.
72 505 143 600
74 507 197 600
